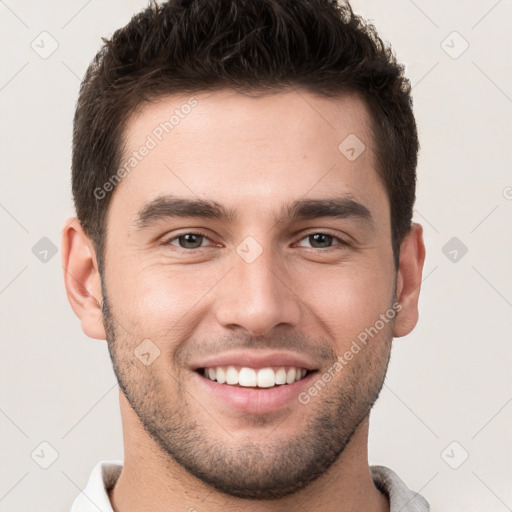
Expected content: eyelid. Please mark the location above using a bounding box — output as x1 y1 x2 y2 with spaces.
162 228 349 251
162 229 218 249
294 229 349 248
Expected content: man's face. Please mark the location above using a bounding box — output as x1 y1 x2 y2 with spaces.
101 89 397 498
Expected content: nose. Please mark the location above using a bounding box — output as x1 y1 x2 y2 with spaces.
214 243 302 336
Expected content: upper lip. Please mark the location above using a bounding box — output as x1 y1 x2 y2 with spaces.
191 350 319 371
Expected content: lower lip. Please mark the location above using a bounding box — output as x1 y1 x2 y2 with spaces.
193 371 317 414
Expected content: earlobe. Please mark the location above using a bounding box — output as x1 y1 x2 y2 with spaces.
61 218 107 340
392 222 426 338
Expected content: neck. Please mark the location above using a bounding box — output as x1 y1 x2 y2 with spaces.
109 391 389 512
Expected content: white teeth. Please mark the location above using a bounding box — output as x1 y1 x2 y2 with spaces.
286 367 296 384
257 368 276 388
275 368 287 385
216 367 226 384
226 366 238 385
202 366 309 388
239 367 257 387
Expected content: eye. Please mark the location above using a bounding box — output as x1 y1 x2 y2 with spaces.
296 232 347 250
166 231 214 250
163 231 347 251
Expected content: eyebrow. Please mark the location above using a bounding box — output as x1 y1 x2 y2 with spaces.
134 194 374 229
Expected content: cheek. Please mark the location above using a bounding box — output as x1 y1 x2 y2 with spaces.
108 262 222 339
305 263 393 342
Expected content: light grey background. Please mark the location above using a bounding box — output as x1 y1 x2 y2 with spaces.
0 1 511 511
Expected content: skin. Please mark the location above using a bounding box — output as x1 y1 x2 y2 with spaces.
62 88 425 512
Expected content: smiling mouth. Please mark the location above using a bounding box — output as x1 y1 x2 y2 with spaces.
197 365 315 388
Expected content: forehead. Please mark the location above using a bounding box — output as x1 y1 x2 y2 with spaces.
110 88 387 226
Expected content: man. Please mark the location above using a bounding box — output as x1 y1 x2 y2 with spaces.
63 0 427 510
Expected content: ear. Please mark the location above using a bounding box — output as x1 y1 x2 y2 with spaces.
393 222 426 338
61 217 107 340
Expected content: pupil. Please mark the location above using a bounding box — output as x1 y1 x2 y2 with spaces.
310 233 332 248
180 234 202 248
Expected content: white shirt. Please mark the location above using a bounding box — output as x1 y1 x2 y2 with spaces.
70 460 430 511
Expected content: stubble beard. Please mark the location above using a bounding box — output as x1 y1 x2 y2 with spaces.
101 292 393 500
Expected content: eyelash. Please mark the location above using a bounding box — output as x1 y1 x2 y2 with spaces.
162 230 349 251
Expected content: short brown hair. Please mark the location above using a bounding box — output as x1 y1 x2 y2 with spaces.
72 0 418 270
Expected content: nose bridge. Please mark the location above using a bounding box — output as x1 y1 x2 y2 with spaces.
214 239 301 335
